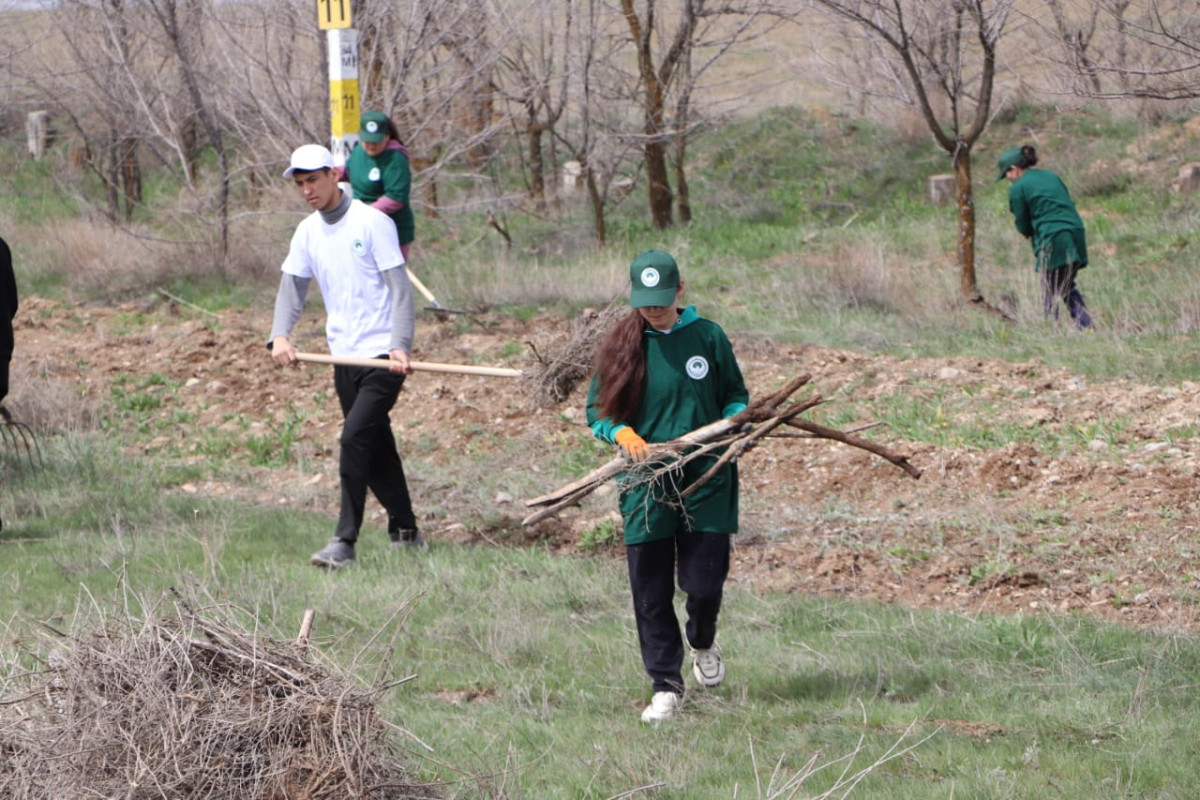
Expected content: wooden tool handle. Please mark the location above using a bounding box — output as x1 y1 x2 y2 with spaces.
295 351 523 378
405 268 437 304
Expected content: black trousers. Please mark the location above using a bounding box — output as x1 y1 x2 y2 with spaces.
626 532 731 694
0 235 14 404
1042 264 1093 329
332 362 416 542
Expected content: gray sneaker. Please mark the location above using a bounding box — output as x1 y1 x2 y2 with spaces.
311 538 355 568
691 645 724 687
390 528 427 550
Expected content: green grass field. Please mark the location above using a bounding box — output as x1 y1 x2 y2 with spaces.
4 438 1200 798
3 101 1200 797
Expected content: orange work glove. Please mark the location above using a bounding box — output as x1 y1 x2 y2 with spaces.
614 427 651 463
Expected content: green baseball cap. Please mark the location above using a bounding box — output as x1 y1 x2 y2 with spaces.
996 146 1023 180
629 250 680 308
360 110 389 143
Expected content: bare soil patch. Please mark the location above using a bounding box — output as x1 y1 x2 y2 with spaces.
11 298 1200 631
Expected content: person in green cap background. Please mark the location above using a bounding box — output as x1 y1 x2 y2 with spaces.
997 144 1094 329
340 110 416 263
586 249 749 723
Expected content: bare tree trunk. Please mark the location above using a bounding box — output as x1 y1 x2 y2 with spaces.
527 117 546 211
583 160 606 246
673 65 693 225
358 0 387 106
119 136 141 221
621 0 673 229
673 134 690 226
953 144 979 303
179 114 197 184
419 147 440 218
105 135 121 222
671 39 694 225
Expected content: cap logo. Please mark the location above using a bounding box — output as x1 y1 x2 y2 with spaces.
686 356 709 380
366 121 379 133
641 267 660 287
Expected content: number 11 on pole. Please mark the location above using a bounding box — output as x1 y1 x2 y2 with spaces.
317 0 351 30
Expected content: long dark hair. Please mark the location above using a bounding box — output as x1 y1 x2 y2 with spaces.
593 310 646 423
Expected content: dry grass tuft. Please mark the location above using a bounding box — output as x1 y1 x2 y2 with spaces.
3 358 99 435
0 592 435 800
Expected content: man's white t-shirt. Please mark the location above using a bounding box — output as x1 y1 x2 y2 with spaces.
281 200 407 358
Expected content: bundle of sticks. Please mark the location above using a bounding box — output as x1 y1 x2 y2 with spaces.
522 373 920 526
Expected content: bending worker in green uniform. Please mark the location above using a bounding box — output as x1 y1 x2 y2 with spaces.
998 144 1094 329
341 110 416 264
587 249 749 723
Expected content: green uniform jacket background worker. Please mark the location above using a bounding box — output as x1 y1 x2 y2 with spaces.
587 305 749 545
1008 168 1088 273
345 143 415 247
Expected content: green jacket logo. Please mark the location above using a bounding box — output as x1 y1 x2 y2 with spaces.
686 356 709 380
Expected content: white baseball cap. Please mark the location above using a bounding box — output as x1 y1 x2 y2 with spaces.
282 144 335 178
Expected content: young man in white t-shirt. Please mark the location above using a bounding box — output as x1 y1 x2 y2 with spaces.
269 144 423 567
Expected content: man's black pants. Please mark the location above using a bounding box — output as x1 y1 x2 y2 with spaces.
332 362 416 543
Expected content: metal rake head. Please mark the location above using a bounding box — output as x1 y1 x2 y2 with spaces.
0 405 44 472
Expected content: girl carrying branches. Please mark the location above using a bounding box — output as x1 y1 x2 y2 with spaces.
586 249 749 723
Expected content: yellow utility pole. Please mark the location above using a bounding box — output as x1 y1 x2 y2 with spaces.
317 0 359 166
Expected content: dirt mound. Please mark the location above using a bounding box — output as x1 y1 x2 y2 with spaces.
9 298 1200 631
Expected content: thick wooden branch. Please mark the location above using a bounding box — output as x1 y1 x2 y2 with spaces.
522 371 920 526
783 418 922 479
524 375 815 516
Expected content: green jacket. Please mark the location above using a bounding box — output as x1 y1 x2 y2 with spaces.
1008 168 1088 272
346 143 415 246
587 306 749 544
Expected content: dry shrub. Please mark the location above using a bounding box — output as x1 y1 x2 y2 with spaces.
524 295 626 407
23 217 183 300
821 240 899 314
0 593 434 800
3 357 99 435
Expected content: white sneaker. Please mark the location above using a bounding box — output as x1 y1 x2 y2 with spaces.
692 646 724 687
640 691 680 723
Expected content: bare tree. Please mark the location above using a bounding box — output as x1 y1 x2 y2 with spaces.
21 0 252 271
543 0 644 245
495 4 573 213
355 0 520 220
1044 0 1200 101
28 0 147 223
616 0 783 230
1046 0 1107 94
806 0 1015 314
144 0 233 265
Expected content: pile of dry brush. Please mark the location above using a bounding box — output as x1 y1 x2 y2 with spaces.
524 297 627 407
0 594 434 800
